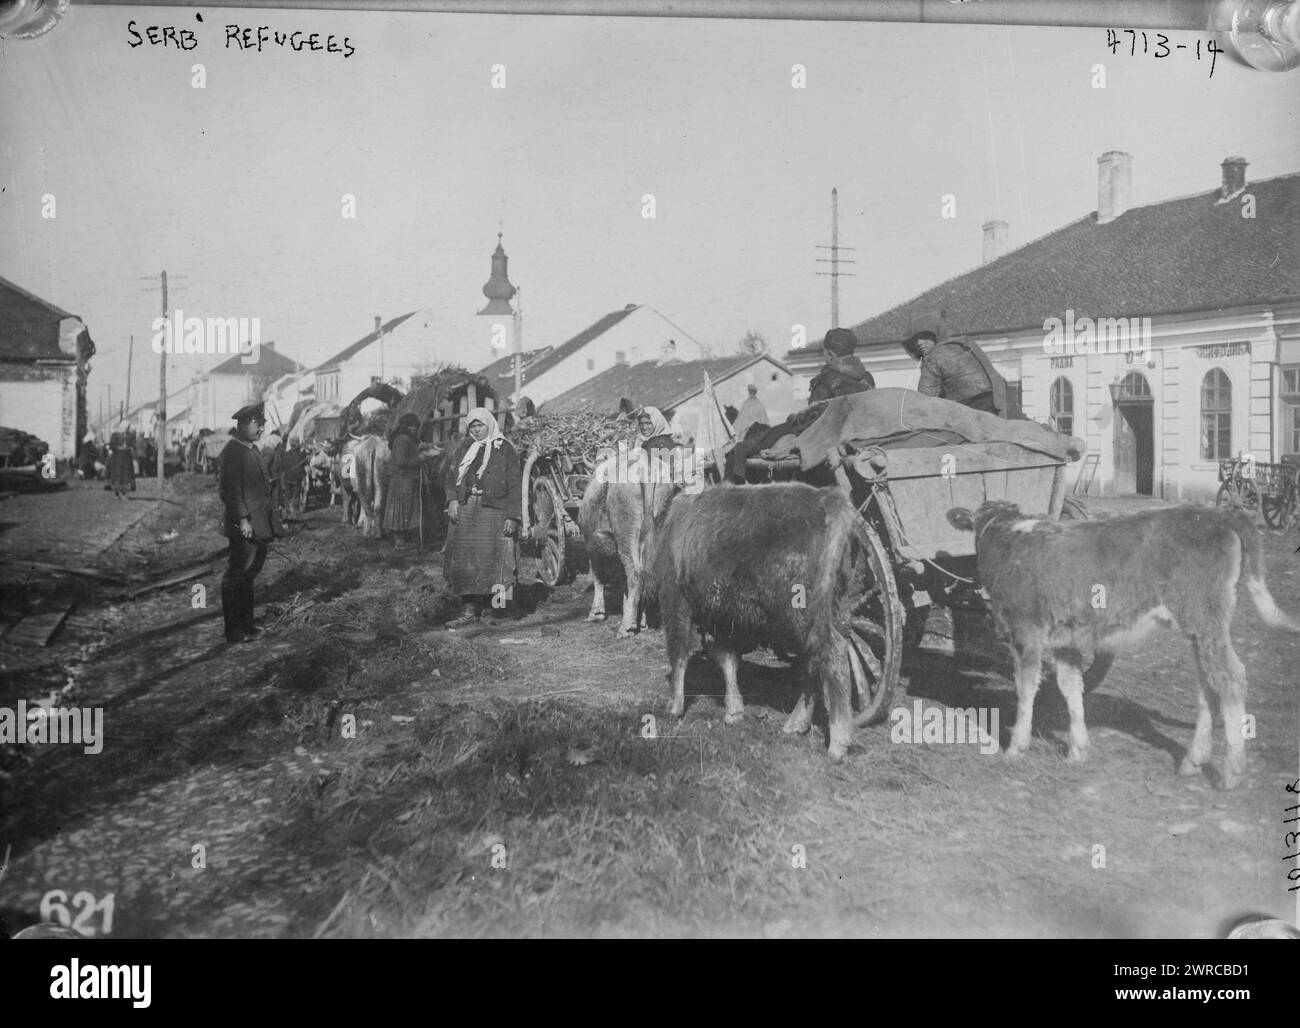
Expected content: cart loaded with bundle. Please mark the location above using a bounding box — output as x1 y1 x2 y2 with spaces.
739 388 1089 726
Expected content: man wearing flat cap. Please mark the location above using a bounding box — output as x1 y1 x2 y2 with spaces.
902 309 1009 417
808 327 875 403
219 402 275 643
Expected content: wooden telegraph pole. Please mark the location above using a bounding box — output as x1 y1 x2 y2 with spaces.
156 271 167 480
816 187 856 329
124 333 134 416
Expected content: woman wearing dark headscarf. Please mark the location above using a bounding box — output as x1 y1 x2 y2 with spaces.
442 408 522 628
384 413 424 548
107 422 135 499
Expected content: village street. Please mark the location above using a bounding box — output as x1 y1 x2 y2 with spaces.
0 476 1297 939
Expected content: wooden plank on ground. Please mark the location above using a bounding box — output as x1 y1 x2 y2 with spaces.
0 559 130 584
123 564 215 600
3 604 73 646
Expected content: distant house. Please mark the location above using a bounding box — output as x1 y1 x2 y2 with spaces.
0 275 96 458
165 406 194 444
786 154 1300 499
543 353 792 443
479 304 707 407
313 310 482 406
185 342 298 430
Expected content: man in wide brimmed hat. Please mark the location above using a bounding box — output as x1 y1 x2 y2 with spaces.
219 402 275 643
808 327 875 403
902 309 1009 417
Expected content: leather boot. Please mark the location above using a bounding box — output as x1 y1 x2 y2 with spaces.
221 577 239 640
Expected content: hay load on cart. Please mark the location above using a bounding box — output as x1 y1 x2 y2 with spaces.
507 411 638 586
742 387 1086 727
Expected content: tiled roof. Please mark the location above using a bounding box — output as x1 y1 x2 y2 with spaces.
315 311 419 371
794 170 1300 355
478 346 555 382
542 354 770 415
210 345 299 377
0 275 91 362
483 306 641 386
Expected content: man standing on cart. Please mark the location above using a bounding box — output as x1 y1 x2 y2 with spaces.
903 309 1012 418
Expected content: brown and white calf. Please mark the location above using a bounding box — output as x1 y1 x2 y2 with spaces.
645 483 865 761
949 501 1299 788
578 451 679 637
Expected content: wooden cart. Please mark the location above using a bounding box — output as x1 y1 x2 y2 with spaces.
517 446 596 587
744 437 1087 727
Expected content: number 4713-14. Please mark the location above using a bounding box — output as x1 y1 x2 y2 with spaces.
39 889 115 936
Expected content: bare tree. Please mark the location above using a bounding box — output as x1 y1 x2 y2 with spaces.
738 330 767 355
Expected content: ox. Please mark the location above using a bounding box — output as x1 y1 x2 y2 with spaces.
644 483 865 761
948 501 1299 788
330 435 390 539
578 449 679 637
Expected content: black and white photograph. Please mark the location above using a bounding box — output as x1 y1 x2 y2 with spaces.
2 0 1300 950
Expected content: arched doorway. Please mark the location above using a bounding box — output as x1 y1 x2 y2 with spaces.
1111 371 1154 495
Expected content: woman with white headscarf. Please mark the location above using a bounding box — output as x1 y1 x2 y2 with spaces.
442 407 522 628
636 406 674 455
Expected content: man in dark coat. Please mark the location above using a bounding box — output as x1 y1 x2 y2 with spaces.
219 402 275 644
808 328 875 403
903 309 1009 417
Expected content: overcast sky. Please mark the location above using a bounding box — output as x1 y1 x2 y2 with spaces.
3 6 1298 419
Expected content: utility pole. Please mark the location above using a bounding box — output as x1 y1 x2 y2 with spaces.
124 333 134 417
816 186 856 329
157 271 168 480
513 287 523 409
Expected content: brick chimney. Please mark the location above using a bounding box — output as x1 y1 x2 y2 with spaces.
982 220 1009 264
1218 156 1248 202
1097 151 1132 225
657 339 678 366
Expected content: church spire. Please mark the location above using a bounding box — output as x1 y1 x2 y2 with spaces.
478 231 517 315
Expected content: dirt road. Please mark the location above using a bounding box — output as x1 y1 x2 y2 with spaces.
1 478 1298 938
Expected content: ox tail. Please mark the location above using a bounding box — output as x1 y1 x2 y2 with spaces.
1231 512 1300 632
813 497 864 643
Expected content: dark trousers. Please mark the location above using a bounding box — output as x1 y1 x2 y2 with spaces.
222 534 268 639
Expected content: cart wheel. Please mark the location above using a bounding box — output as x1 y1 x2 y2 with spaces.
1217 480 1260 515
1261 490 1296 529
848 521 904 728
532 477 569 587
1060 496 1090 520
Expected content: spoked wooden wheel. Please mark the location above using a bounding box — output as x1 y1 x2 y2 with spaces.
847 520 904 728
1261 485 1296 529
1217 480 1260 515
532 477 568 587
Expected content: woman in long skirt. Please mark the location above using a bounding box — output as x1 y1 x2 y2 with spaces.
107 424 136 498
383 413 424 548
442 408 521 628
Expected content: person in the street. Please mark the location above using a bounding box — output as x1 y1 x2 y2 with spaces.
260 427 286 533
808 328 875 402
383 413 424 548
637 406 675 455
903 309 1009 417
731 384 769 440
219 402 275 644
107 422 135 498
442 408 521 629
